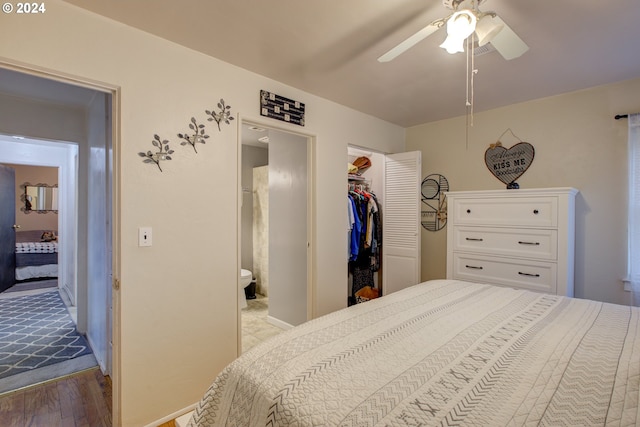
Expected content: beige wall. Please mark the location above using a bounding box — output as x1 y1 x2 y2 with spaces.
0 2 405 425
6 163 59 231
407 78 640 306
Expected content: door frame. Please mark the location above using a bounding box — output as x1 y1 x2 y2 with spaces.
0 59 122 425
236 115 316 355
0 140 75 297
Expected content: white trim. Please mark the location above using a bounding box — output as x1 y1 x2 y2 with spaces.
174 411 195 427
267 315 294 330
144 405 196 427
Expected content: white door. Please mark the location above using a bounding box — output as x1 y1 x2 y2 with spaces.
382 151 422 295
268 130 308 327
86 92 112 375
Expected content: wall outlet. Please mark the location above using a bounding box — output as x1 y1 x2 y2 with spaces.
138 227 152 247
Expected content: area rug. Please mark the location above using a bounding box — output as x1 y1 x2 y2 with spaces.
0 290 97 394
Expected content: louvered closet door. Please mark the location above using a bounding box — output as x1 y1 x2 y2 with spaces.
382 151 421 295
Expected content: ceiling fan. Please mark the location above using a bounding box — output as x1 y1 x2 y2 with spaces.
378 0 528 62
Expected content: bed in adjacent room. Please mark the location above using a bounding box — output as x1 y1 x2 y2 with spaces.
15 229 58 281
187 279 640 426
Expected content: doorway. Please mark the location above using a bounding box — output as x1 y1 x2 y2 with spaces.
0 162 62 294
347 145 423 300
239 119 313 353
0 65 116 399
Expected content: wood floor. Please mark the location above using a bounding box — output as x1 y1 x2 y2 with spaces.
0 367 112 427
0 367 178 427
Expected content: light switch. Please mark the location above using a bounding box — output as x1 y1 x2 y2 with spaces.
139 227 152 247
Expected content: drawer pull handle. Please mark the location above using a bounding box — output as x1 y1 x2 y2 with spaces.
518 272 540 277
518 241 540 246
533 209 539 214
466 237 484 242
465 265 483 270
466 209 471 214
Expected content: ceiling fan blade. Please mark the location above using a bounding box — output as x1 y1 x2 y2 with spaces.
378 22 442 62
488 15 529 60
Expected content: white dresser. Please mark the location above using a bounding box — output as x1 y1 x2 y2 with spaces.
446 188 578 296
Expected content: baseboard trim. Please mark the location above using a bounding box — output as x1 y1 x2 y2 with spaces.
86 335 107 374
174 411 195 427
266 315 293 330
60 283 74 305
146 404 196 427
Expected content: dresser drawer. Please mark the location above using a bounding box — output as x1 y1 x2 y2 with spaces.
450 253 557 294
452 226 558 260
451 197 557 227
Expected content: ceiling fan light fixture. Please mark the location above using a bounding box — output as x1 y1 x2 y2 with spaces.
379 1 527 61
474 14 504 46
440 9 477 54
446 10 477 39
439 34 466 54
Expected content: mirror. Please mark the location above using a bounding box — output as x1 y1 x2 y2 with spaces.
22 183 58 213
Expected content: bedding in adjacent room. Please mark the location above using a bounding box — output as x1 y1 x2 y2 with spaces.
15 229 58 281
188 279 640 426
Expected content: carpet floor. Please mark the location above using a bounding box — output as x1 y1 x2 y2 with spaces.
0 290 97 394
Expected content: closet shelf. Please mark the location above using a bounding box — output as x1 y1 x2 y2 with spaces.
348 174 366 181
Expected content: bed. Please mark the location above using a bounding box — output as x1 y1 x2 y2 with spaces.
188 279 640 426
15 230 58 281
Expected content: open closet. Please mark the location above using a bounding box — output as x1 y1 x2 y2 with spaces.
347 146 422 306
348 147 384 305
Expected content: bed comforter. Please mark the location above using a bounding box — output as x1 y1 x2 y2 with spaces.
15 230 58 281
189 279 640 426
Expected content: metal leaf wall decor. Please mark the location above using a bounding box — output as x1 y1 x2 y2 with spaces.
178 117 210 153
139 98 234 172
138 134 174 172
205 98 235 131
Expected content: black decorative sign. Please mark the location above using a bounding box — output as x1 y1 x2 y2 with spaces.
260 90 305 126
484 141 535 188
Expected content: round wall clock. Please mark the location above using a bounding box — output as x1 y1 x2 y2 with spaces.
421 174 449 232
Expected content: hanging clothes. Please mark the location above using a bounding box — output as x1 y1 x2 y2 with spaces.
368 193 382 272
348 182 382 301
348 195 359 261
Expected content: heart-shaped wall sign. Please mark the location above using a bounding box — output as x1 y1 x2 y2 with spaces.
484 141 535 187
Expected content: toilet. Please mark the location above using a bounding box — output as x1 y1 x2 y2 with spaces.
239 269 253 309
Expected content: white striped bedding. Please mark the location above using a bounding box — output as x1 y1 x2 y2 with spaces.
189 279 640 426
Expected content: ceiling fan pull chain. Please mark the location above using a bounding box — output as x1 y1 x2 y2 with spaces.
465 36 471 149
465 34 480 149
466 36 470 109
471 34 477 125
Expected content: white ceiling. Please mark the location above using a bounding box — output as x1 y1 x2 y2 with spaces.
36 1 640 126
